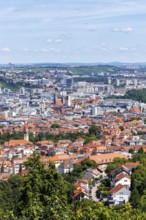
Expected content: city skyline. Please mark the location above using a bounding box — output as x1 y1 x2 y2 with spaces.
0 0 146 63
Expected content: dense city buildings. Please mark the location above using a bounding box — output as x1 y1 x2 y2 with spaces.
0 64 146 207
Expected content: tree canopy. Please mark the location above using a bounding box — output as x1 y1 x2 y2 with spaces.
0 154 146 219
50 124 61 129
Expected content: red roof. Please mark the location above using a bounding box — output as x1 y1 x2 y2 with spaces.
4 139 32 147
124 162 140 167
109 184 124 194
113 172 130 182
73 188 85 198
129 107 141 113
73 158 86 165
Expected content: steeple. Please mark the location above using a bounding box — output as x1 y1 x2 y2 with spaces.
24 123 29 141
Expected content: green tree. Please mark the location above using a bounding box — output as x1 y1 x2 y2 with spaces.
88 124 101 137
129 187 140 208
132 152 146 164
74 200 146 220
140 190 146 211
0 174 23 216
51 124 61 129
81 158 98 170
105 157 128 175
137 147 144 154
130 164 146 210
119 126 124 131
19 153 72 220
129 148 134 154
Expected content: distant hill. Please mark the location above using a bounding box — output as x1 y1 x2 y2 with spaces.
68 65 122 75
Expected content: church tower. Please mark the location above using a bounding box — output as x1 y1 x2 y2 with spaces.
24 124 29 141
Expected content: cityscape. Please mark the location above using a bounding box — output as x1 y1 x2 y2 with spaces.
0 0 146 219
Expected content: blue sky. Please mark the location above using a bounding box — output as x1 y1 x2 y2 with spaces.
0 0 146 63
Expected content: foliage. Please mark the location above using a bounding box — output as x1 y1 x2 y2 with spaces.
0 77 21 91
20 153 72 219
98 179 110 198
69 65 121 76
130 164 146 209
0 154 146 219
28 132 36 143
81 158 98 169
0 153 73 219
108 88 146 103
83 135 98 144
130 149 146 210
88 124 101 138
0 175 23 216
50 124 61 129
105 157 128 174
0 125 102 145
119 126 124 131
74 200 146 220
64 159 98 183
140 190 146 211
137 147 144 154
33 130 101 143
129 148 134 154
132 152 146 164
0 132 24 144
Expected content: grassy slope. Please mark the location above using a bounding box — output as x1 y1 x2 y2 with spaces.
69 65 121 75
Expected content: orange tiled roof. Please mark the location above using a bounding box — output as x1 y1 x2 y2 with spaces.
129 107 141 113
124 162 140 167
42 154 77 163
4 139 32 147
73 158 86 165
113 172 130 182
109 184 124 193
91 169 101 175
90 153 127 164
36 140 54 145
0 161 12 166
73 188 85 198
115 118 124 123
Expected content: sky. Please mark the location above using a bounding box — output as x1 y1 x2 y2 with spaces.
0 0 146 63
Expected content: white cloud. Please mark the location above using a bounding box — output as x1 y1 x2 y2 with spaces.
45 38 64 44
34 48 49 53
119 46 137 51
113 27 133 33
23 48 29 52
1 47 11 52
31 47 61 53
119 47 129 51
45 38 52 43
40 48 48 52
50 47 55 51
55 38 63 43
96 43 113 51
50 47 61 52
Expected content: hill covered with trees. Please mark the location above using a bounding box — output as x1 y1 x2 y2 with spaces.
108 88 146 103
